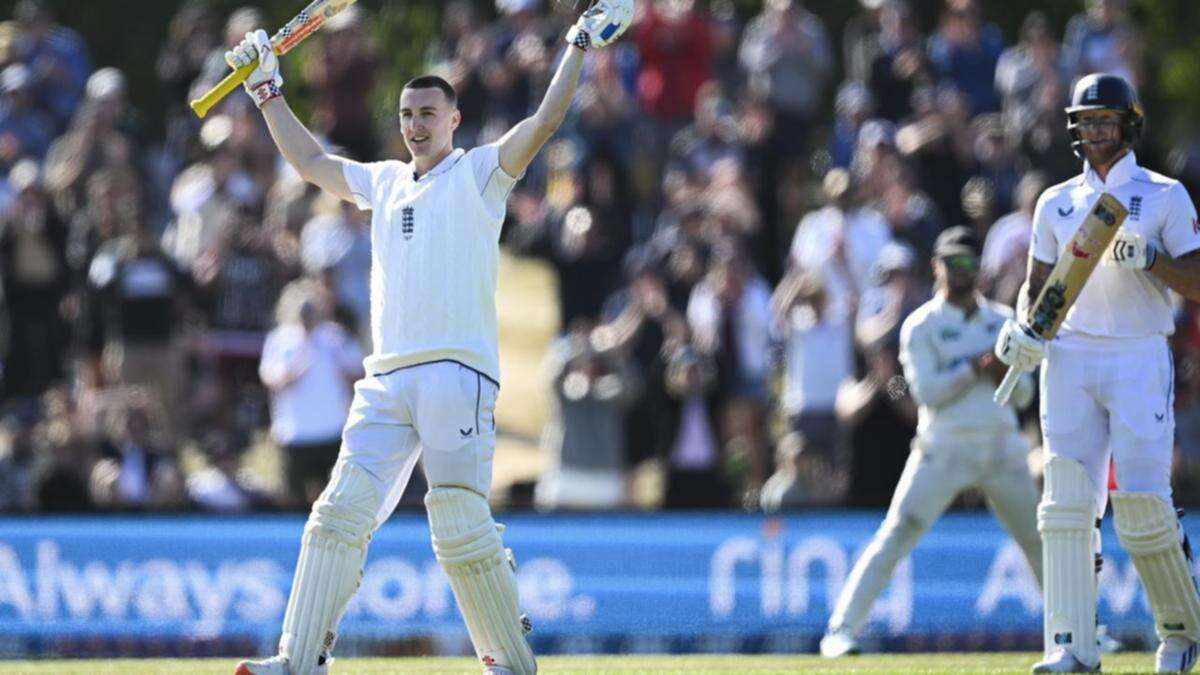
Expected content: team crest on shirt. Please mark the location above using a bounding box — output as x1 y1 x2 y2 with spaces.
401 206 415 240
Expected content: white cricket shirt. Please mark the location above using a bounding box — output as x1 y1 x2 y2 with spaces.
778 306 853 415
789 205 892 319
259 322 364 444
1031 152 1200 338
900 294 1034 448
342 145 519 382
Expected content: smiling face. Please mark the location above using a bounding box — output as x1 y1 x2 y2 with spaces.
398 86 460 162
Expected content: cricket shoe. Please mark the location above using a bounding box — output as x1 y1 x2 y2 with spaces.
1157 635 1200 673
1031 649 1100 673
819 630 861 658
234 655 329 675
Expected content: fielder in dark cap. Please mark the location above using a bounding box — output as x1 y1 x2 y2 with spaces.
821 223 1041 658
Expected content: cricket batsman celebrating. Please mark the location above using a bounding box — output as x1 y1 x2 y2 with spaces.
996 73 1200 673
820 227 1043 657
227 2 634 673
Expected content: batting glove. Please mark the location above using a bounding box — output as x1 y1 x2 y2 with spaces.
1104 229 1157 270
224 29 283 108
565 0 634 51
994 319 1044 373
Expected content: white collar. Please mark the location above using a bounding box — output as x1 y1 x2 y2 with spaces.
414 148 464 180
1084 150 1139 189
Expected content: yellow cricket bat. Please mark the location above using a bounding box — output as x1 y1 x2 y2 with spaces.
190 0 358 118
994 192 1128 404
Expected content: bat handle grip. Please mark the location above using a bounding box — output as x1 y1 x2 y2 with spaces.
993 366 1021 406
189 61 258 119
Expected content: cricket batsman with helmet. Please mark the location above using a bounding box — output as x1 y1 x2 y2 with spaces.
225 1 635 673
996 73 1200 673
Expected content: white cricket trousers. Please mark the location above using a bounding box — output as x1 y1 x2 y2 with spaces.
340 361 499 524
828 431 1042 636
1041 334 1175 515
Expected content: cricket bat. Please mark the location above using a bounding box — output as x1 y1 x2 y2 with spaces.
189 0 358 119
993 192 1128 404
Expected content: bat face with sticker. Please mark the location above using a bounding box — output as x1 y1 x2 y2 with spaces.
993 193 1127 404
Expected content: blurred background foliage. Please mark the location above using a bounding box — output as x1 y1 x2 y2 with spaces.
0 0 439 138
0 0 1197 157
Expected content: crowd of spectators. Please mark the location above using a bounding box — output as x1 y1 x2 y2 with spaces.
2 0 1199 514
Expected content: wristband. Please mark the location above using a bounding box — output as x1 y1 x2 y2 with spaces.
568 27 591 52
250 80 282 109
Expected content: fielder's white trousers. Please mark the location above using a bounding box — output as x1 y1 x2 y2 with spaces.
1041 334 1175 514
339 361 500 525
828 430 1042 636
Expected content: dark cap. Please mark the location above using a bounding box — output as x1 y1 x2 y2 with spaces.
933 226 981 258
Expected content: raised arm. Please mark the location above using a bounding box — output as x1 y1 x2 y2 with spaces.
496 0 634 178
260 99 355 203
227 30 356 203
497 46 585 178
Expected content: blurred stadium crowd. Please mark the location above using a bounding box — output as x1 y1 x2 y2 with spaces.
2 0 1200 514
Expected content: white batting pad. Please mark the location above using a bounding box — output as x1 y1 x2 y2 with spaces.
1038 456 1100 667
280 461 380 675
427 487 536 675
1111 491 1200 641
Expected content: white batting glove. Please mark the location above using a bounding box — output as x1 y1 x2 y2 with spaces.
1104 229 1157 270
565 0 634 51
994 319 1044 373
224 30 282 108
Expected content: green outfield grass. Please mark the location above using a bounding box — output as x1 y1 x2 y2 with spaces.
0 653 1165 674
